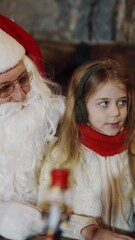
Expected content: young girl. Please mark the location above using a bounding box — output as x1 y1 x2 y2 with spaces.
38 58 135 240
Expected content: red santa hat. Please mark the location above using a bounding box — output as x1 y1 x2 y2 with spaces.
0 14 45 75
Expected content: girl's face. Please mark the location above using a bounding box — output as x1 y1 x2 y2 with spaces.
86 81 128 136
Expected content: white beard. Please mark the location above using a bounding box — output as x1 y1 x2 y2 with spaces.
0 90 62 205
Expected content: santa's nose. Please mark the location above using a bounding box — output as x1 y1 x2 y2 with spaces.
10 83 27 102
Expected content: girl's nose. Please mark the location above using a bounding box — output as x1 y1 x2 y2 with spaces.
110 104 120 117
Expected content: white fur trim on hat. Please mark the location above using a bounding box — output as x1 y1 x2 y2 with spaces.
0 29 25 73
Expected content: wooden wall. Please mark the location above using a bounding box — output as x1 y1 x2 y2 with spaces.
38 41 135 95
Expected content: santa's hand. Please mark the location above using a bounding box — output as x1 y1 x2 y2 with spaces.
0 201 45 240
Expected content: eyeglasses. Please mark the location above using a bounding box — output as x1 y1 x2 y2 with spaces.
0 71 33 98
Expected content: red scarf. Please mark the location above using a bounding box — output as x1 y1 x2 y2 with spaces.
78 124 128 157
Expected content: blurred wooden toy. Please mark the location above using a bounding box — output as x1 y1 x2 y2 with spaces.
43 169 72 240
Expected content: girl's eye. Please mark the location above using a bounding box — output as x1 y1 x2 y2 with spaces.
118 99 128 105
99 101 109 107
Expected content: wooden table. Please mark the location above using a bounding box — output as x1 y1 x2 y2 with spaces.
29 236 73 240
30 237 73 240
0 236 74 240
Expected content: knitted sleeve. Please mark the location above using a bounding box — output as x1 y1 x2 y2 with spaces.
61 214 98 240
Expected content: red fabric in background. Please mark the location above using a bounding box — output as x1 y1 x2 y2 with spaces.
0 14 45 76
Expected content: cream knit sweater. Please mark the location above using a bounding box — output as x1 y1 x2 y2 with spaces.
38 145 135 239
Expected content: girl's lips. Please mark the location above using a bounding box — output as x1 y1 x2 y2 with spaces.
107 122 120 128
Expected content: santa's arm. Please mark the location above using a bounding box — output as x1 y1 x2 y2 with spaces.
0 201 45 240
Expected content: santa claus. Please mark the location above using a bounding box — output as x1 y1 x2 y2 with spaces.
0 15 65 240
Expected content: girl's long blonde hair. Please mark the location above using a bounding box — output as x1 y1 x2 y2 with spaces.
45 58 135 176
